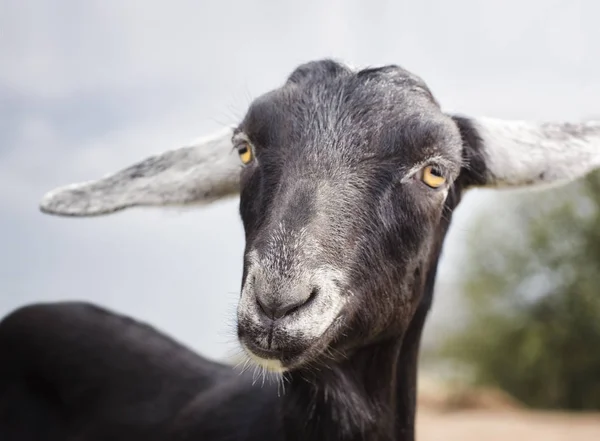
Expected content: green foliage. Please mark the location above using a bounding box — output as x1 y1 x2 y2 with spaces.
439 171 600 410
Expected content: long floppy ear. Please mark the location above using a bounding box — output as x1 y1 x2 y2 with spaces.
39 127 240 217
452 116 600 189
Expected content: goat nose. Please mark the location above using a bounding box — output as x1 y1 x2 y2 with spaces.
255 288 318 321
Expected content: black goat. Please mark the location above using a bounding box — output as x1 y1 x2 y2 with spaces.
2 60 599 441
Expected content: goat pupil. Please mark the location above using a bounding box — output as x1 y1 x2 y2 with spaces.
430 166 442 177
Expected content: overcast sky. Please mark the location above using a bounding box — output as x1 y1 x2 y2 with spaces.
1 0 599 361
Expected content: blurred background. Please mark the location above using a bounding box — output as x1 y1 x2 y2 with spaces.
2 0 599 439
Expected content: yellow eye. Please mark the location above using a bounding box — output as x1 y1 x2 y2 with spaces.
237 142 254 165
421 165 446 189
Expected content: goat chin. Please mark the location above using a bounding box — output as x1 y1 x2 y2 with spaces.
241 343 289 373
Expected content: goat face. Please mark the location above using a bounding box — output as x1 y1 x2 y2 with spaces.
235 60 463 372
38 58 600 372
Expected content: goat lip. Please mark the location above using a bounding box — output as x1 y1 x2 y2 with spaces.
241 339 304 363
243 343 281 360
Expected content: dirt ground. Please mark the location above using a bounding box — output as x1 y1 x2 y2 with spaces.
415 378 600 440
417 409 600 441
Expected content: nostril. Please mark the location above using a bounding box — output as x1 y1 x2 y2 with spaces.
255 296 272 318
280 300 303 318
306 286 319 306
256 286 320 321
279 287 319 319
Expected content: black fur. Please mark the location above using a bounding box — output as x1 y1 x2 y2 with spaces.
451 115 489 187
0 59 489 441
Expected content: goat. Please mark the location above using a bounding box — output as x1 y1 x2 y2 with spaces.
1 59 599 441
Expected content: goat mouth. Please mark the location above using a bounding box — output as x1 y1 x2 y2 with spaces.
242 342 292 361
240 341 290 373
239 313 345 373
239 337 307 372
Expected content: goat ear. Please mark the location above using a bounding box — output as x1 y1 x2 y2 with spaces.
452 115 600 189
39 127 240 217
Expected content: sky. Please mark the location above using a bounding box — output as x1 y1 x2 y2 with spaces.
1 0 599 361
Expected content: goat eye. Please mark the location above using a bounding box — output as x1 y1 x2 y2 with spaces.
237 142 254 165
420 165 446 189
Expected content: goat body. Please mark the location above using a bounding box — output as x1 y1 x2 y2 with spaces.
0 302 409 440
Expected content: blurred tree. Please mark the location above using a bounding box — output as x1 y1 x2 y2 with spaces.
438 169 600 410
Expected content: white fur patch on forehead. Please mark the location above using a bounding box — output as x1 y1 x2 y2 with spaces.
39 128 239 217
473 117 600 189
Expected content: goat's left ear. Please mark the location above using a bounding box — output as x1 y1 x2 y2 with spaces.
451 115 600 189
39 127 240 217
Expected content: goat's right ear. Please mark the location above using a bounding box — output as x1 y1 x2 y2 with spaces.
39 128 240 217
451 115 600 190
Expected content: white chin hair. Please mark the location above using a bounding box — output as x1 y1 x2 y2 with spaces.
241 344 288 373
